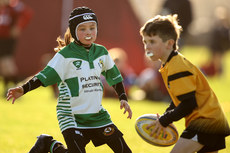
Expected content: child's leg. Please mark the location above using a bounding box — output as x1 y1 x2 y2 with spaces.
107 136 132 153
62 128 90 153
29 134 67 153
29 134 53 153
170 137 203 153
178 128 226 153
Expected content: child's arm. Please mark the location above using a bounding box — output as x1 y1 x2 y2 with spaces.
165 101 176 112
112 82 132 119
7 76 42 104
159 95 198 127
147 97 197 138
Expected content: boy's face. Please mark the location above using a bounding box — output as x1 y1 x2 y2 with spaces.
76 21 97 47
142 34 168 62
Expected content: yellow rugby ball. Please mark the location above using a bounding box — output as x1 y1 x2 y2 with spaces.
135 114 178 147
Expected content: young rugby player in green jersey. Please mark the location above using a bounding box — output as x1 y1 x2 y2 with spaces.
7 6 132 153
140 14 230 153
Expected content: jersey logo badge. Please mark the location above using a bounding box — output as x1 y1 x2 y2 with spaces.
103 126 115 136
73 60 82 70
98 59 104 68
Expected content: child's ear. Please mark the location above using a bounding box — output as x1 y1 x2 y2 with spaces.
166 39 175 49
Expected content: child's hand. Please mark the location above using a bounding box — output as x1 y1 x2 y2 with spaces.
7 87 24 104
146 114 167 138
120 100 132 119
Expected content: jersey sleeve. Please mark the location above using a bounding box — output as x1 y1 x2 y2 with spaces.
168 70 196 101
101 52 123 86
36 53 64 87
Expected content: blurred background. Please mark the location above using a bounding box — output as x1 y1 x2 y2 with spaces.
1 0 230 101
1 1 230 152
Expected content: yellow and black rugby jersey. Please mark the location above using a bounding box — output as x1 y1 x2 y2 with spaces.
159 51 230 135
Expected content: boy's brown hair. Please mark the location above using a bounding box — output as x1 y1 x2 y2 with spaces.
140 14 182 50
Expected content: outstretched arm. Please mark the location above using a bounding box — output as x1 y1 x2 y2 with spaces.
112 82 132 119
7 76 42 104
146 97 197 138
159 95 197 127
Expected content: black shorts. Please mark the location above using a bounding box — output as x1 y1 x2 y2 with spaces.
181 128 226 153
78 124 123 147
62 124 131 153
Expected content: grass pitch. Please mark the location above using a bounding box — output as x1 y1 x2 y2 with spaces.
0 46 230 153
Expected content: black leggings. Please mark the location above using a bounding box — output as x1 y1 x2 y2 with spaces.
57 126 132 153
107 136 132 153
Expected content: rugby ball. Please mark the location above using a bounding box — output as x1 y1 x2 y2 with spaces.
135 114 178 147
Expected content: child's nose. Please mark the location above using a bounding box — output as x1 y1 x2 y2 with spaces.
145 44 151 50
86 29 92 34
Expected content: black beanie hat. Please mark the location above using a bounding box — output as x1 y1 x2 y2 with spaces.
69 6 98 42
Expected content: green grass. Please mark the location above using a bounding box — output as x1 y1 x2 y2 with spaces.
0 46 230 153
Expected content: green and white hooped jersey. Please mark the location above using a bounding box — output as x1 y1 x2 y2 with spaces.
36 42 123 132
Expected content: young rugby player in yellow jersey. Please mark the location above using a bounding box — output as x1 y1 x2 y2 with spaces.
140 14 230 153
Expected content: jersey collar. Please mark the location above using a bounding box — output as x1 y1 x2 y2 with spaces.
163 50 178 67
